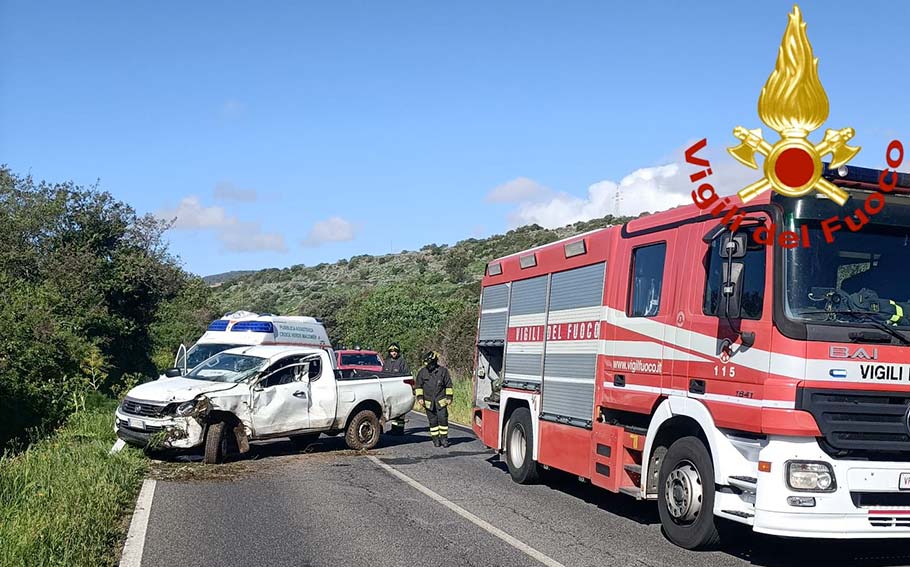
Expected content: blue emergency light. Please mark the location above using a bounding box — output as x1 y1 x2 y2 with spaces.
207 320 229 331
231 321 275 333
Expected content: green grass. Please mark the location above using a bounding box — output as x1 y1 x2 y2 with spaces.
447 377 474 426
0 394 147 567
412 377 475 427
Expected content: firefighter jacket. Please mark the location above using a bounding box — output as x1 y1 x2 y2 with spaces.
382 356 410 375
416 365 454 408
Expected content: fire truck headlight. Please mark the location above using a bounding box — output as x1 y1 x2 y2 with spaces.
786 461 836 492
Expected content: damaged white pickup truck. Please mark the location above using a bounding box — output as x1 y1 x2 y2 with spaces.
115 345 414 463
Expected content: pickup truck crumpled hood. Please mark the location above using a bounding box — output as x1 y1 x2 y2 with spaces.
126 377 241 403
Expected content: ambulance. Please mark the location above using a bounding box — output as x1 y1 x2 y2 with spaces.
166 310 333 377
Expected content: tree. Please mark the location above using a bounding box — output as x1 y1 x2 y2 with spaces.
0 167 209 450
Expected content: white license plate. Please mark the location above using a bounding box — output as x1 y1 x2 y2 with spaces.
900 473 910 491
128 418 146 430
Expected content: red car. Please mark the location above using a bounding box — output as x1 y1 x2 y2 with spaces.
335 348 384 373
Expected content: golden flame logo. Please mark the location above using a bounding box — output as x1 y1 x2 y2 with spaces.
728 5 860 206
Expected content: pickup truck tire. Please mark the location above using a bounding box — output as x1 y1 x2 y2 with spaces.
345 409 381 451
203 421 229 464
504 407 540 484
289 433 320 449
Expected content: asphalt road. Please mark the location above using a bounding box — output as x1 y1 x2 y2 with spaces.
138 413 910 567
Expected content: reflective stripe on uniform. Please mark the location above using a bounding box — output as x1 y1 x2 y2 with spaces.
445 387 454 396
890 300 904 324
415 388 424 396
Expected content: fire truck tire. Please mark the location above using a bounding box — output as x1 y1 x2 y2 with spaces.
504 407 540 484
657 436 721 550
203 421 229 465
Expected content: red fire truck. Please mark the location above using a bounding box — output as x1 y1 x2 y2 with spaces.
471 164 910 549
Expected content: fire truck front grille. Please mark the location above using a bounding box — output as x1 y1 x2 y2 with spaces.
120 397 167 418
868 515 910 529
796 388 910 459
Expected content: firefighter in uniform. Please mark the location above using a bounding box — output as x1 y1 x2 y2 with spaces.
383 342 410 435
415 351 453 448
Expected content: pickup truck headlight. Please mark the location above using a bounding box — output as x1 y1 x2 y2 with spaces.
174 400 197 417
786 461 836 492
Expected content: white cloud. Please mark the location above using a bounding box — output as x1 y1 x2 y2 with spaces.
157 197 234 229
303 216 357 247
506 148 755 229
213 181 257 202
486 177 552 203
156 196 286 253
218 221 287 252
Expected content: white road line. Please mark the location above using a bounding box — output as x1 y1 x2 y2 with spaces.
368 456 566 567
119 478 156 567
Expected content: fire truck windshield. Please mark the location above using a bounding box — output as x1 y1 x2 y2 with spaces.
783 213 910 338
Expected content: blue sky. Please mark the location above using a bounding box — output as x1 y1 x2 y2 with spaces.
2 1 907 276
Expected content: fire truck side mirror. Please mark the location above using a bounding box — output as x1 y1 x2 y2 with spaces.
718 233 748 259
722 258 745 319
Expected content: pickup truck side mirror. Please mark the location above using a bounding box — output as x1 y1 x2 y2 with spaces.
164 368 182 378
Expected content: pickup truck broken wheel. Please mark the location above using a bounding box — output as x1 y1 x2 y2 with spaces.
345 409 380 450
204 421 230 464
289 433 320 449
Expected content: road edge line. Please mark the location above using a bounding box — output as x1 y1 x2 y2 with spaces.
367 455 566 567
119 478 156 567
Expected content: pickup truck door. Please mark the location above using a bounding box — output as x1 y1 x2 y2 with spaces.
250 356 315 436
307 354 338 430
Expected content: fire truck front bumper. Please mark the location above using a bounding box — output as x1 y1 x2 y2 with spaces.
752 436 910 538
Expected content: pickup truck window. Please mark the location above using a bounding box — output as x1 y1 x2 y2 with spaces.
185 353 267 383
260 356 323 388
340 353 382 367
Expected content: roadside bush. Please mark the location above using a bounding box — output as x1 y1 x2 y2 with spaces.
0 167 210 451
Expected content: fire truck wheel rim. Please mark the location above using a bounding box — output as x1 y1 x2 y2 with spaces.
509 424 526 468
665 460 702 523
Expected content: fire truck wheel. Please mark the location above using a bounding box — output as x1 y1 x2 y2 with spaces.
657 436 721 550
504 406 539 484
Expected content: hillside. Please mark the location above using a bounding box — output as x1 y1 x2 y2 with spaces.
203 270 255 286
211 213 637 375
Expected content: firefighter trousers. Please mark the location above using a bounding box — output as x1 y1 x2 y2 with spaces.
426 404 448 439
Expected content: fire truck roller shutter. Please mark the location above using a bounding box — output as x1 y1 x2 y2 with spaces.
505 275 548 390
478 283 510 343
541 263 606 426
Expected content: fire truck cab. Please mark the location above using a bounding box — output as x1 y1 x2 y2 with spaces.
472 164 910 549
